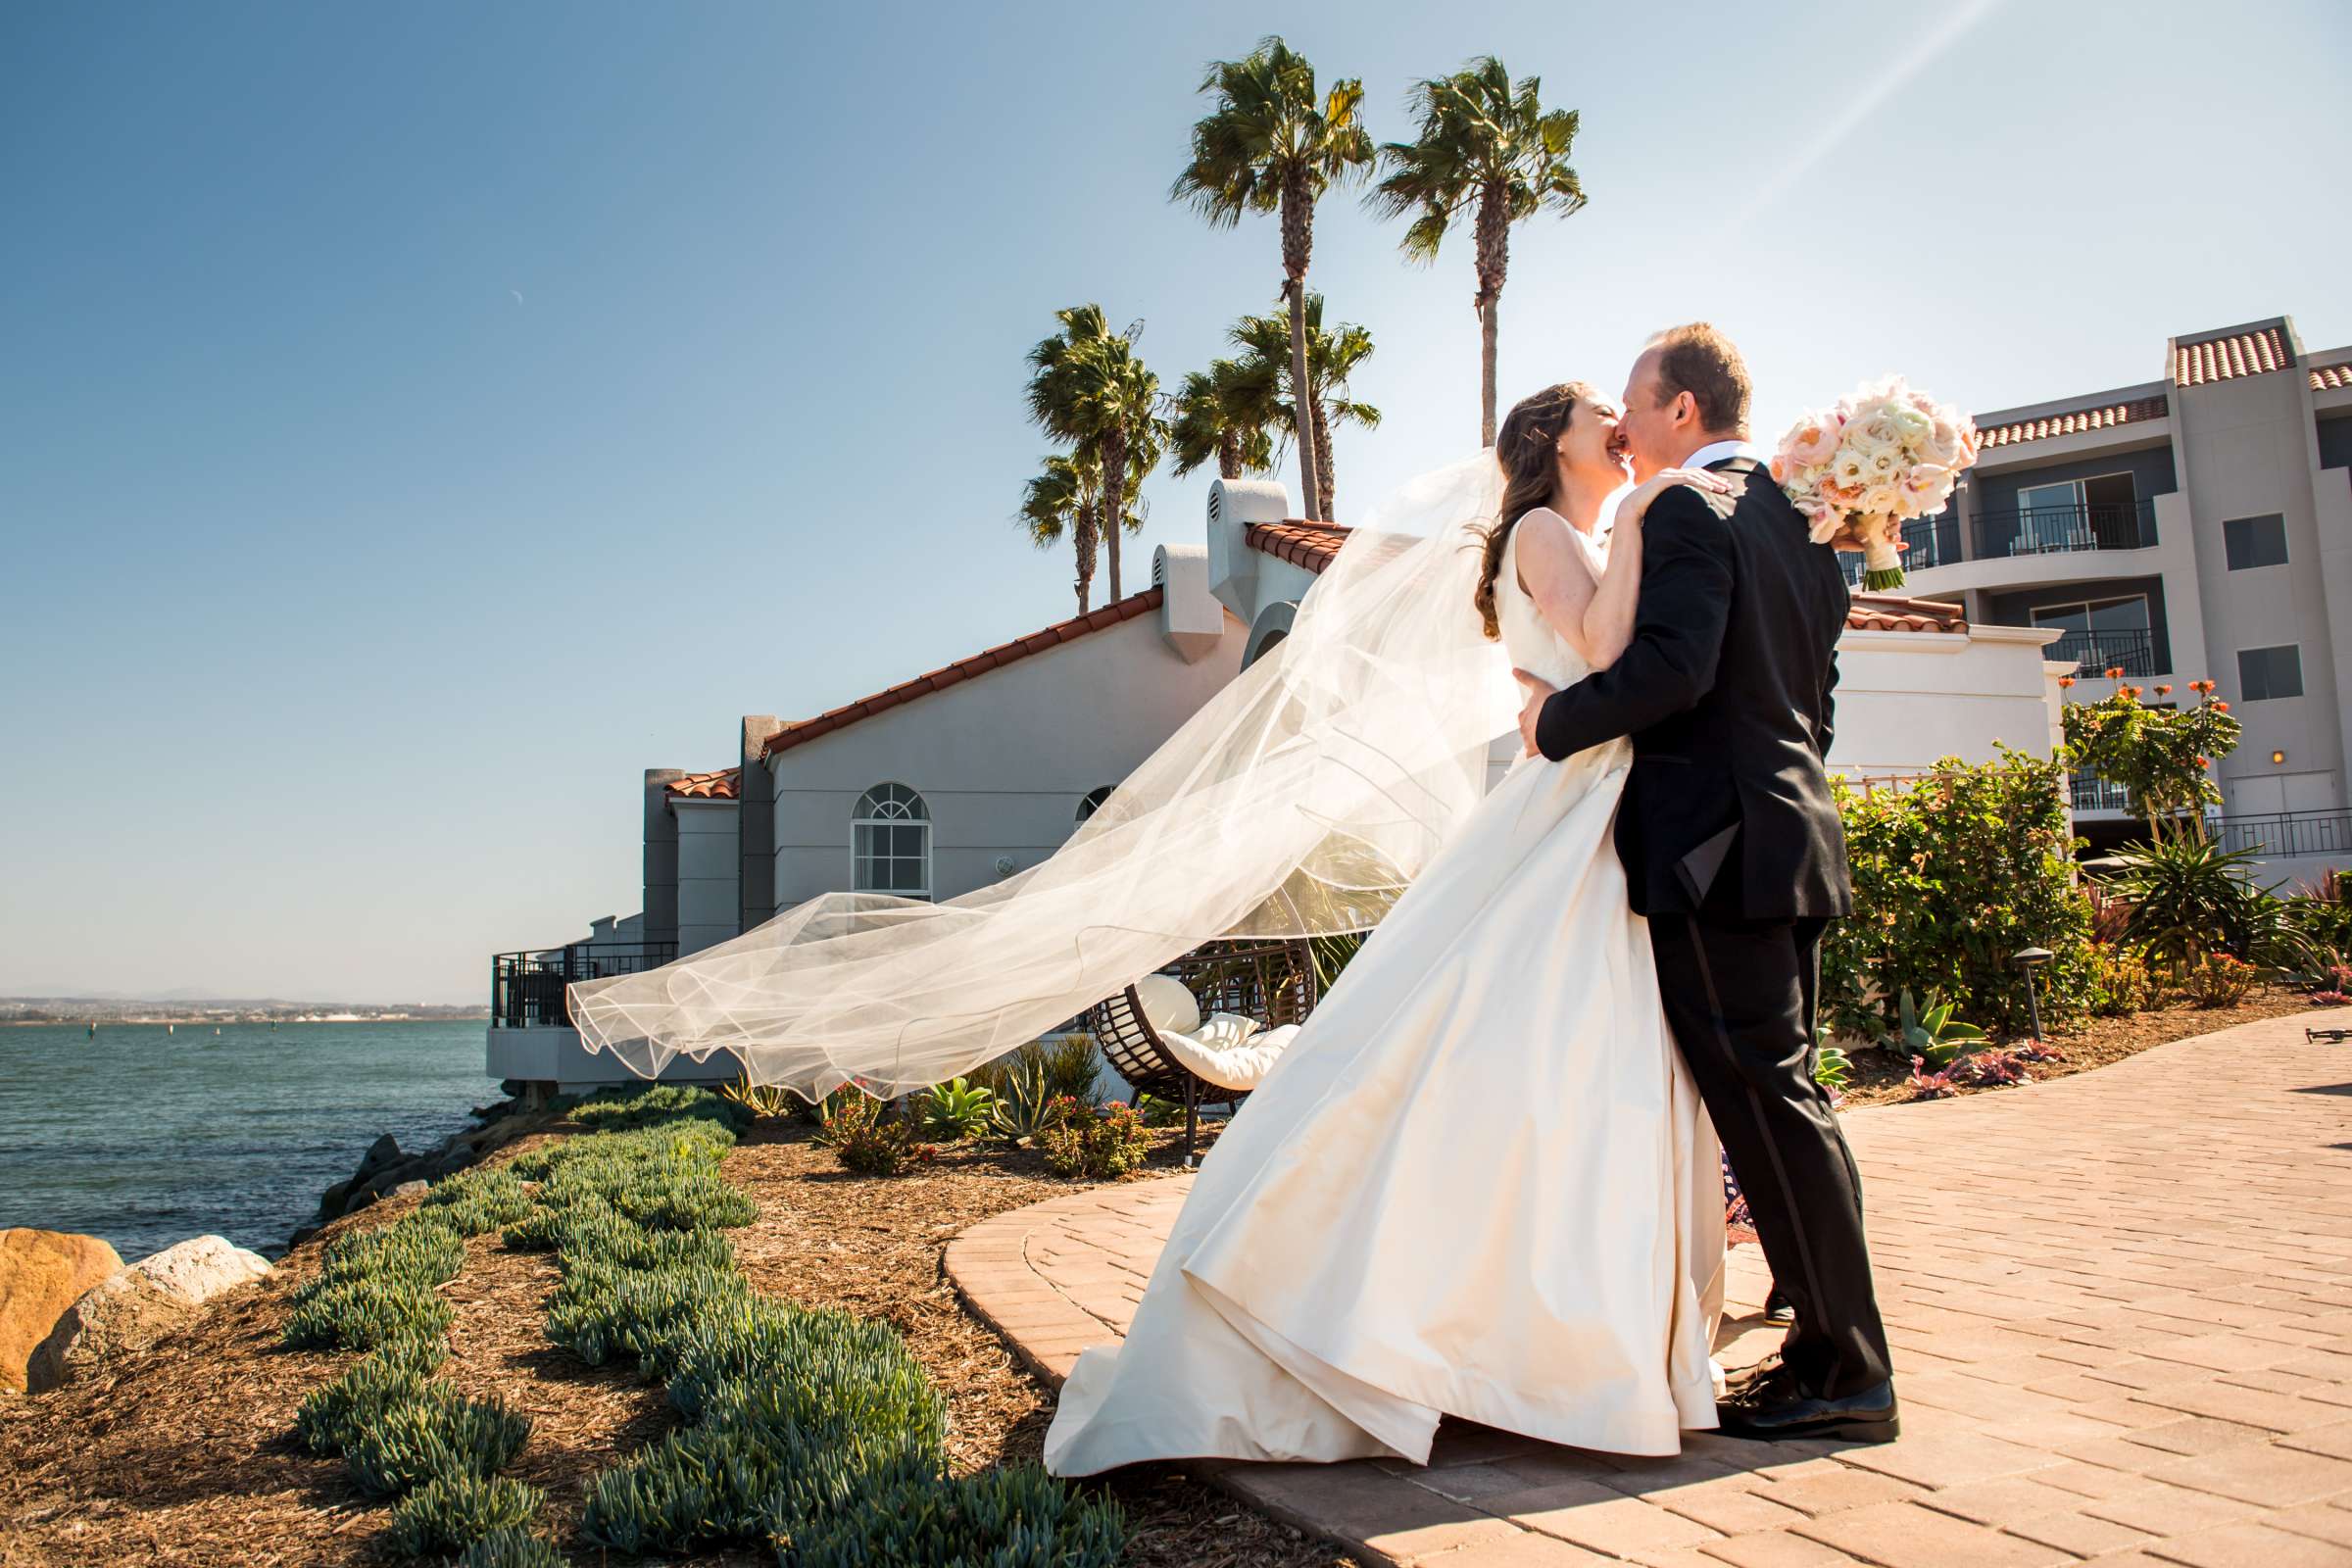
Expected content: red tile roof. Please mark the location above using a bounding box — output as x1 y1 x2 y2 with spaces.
1246 519 1353 573
1847 593 1966 635
666 767 740 801
1974 396 2169 451
760 588 1165 759
2313 364 2352 392
2174 325 2292 387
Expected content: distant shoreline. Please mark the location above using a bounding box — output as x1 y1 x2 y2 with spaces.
1 1014 491 1028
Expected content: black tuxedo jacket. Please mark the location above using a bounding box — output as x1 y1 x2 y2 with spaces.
1535 456 1854 920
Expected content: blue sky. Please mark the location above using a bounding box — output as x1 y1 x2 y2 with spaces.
4 0 2347 1004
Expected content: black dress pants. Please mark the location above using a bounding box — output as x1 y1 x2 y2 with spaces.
1648 911 1892 1398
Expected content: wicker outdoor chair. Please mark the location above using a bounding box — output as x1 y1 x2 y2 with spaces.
1088 937 1319 1166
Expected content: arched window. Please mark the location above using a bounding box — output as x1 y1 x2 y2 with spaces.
1076 786 1115 823
853 782 931 898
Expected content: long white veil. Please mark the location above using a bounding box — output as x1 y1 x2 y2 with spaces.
569 457 1521 1102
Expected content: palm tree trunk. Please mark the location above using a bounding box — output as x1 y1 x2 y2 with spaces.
1281 174 1322 520
1101 428 1127 602
1286 282 1320 519
1218 429 1242 480
1311 393 1335 521
1480 297 1498 449
1475 178 1509 449
1074 497 1099 613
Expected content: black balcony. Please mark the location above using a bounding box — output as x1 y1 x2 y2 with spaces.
2070 772 2135 814
2047 626 2161 678
491 942 676 1029
1838 514 1962 587
1979 500 2156 561
2211 809 2352 861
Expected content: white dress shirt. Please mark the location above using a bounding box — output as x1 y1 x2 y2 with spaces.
1680 438 1763 470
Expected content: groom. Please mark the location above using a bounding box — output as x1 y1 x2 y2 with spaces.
1513 323 1897 1443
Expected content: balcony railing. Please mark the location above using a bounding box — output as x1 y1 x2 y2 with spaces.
1979 500 2156 561
2070 772 2135 814
491 942 677 1029
2047 626 2161 678
1838 514 1962 587
2211 809 2352 861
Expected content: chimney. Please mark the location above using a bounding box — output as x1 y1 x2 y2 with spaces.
642 769 685 952
738 715 785 935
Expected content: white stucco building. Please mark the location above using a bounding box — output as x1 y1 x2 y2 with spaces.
488 474 2073 1093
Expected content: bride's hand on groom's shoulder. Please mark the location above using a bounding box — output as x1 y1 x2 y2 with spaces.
1616 467 1733 529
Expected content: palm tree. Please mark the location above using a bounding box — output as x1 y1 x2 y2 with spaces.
1231 293 1380 519
1173 36 1374 520
1016 455 1101 613
1015 446 1154 614
1025 306 1165 601
1370 57 1586 446
1168 358 1280 481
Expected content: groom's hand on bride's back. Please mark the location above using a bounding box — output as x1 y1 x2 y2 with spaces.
1511 669 1557 757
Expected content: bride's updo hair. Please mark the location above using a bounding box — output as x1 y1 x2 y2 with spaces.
1473 381 1594 640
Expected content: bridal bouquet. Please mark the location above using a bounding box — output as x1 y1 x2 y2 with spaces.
1772 376 1980 591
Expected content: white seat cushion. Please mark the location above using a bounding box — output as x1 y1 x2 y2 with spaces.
1131 972 1201 1036
1155 1011 1300 1093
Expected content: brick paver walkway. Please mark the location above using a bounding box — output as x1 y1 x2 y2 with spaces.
948 1014 2352 1566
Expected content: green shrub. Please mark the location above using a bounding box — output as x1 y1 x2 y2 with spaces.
916 1077 998 1140
786 1461 1128 1568
282 1275 456 1353
385 1473 545 1556
817 1095 917 1175
1822 748 2093 1040
2111 837 2313 972
424 1169 536 1237
343 1385 531 1497
1038 1102 1150 1180
567 1083 750 1134
318 1221 467 1291
456 1527 567 1568
547 1259 753 1374
2182 951 2258 1007
1039 1035 1104 1105
293 1336 446 1454
2085 943 2159 1016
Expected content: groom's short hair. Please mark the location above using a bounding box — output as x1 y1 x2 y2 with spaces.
1646 322 1750 434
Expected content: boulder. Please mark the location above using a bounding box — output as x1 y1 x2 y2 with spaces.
0 1229 123 1393
24 1235 271 1393
386 1181 429 1202
353 1133 402 1184
127 1235 270 1302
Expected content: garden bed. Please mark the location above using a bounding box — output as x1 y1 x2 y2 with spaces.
0 1105 1349 1568
1832 981 2323 1108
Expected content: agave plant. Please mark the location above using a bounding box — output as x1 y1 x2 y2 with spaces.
1811 1044 1853 1092
717 1072 791 1120
917 1077 999 1141
1891 987 1987 1070
2112 837 2312 971
990 1054 1062 1146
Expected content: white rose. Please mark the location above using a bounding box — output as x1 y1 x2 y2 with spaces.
1890 405 1933 444
1861 482 1902 516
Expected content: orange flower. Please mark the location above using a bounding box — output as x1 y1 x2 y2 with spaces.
2154 684 2172 697
2120 685 2142 700
2195 756 2212 768
2057 675 2077 689
2105 666 2125 680
2214 701 2230 712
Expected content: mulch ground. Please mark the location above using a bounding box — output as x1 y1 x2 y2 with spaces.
1833 982 2328 1108
0 1116 1349 1568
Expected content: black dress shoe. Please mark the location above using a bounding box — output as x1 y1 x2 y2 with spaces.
1762 1287 1794 1326
1723 1351 1788 1395
1717 1379 1899 1444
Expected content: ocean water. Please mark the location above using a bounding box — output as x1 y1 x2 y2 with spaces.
0 1020 491 1262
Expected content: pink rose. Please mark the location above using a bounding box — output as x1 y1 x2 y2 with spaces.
1782 411 1844 469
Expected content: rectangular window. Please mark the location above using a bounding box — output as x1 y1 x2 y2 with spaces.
2223 513 2288 570
2237 644 2304 702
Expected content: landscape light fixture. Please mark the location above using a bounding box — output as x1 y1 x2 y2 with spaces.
2012 946 2053 1042
2274 750 2287 764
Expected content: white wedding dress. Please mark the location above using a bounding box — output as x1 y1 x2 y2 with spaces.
1043 516 1727 1475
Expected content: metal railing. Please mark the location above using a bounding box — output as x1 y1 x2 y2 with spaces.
2047 626 2161 677
1838 514 1962 587
2070 772 2135 814
2212 810 2352 860
1978 499 2156 560
490 942 677 1029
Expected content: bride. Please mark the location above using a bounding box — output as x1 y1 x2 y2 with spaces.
1043 383 1737 1474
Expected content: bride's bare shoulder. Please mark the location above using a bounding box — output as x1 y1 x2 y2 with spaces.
1511 508 1595 591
